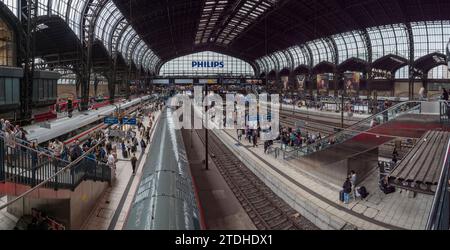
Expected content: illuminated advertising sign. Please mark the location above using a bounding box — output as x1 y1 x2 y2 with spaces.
344 72 360 94
192 61 225 68
281 76 289 90
246 79 263 85
152 79 170 85
175 79 193 85
199 79 218 84
223 79 241 85
296 75 306 91
317 74 329 92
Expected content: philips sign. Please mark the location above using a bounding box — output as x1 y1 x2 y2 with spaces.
192 61 224 68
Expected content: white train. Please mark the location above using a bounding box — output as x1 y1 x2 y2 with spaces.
24 95 154 145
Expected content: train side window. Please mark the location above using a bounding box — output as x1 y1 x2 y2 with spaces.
39 79 44 100
32 78 38 102
5 77 12 104
12 78 19 104
49 80 52 100
0 78 5 104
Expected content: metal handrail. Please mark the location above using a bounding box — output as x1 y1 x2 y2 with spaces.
0 136 110 210
426 138 450 230
288 101 427 157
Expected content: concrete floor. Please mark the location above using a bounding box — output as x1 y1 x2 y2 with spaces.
0 196 18 230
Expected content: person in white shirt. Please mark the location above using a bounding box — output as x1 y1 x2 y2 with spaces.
5 128 16 166
419 87 426 101
52 139 64 158
107 153 115 169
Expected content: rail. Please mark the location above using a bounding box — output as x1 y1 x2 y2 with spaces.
426 138 450 230
0 97 158 194
283 101 426 158
0 133 111 192
440 101 450 124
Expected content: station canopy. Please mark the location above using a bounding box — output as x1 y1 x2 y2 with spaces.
114 0 450 71
2 0 450 76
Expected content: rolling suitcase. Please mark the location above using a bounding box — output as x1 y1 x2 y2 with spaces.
339 190 345 202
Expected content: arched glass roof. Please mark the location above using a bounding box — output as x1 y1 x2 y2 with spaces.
1 0 160 72
256 21 450 80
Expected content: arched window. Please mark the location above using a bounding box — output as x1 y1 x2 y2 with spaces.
0 16 15 66
159 51 255 77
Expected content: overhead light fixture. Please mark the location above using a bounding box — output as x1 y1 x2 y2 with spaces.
36 24 48 31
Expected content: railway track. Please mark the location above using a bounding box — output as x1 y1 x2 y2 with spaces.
195 129 318 230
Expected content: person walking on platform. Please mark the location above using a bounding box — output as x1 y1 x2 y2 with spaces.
131 154 137 175
145 127 151 144
343 178 352 204
107 151 116 176
140 138 147 151
442 88 449 101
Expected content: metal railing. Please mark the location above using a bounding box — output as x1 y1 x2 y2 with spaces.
0 134 111 192
440 101 450 124
426 139 450 230
282 101 425 159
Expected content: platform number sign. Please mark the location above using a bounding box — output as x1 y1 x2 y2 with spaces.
122 117 137 125
104 117 119 125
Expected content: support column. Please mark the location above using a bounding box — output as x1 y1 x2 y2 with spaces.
334 70 341 98
19 0 38 124
423 73 429 98
308 71 314 97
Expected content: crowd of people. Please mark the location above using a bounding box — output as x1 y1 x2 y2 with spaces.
278 126 324 150
235 123 331 155
0 98 165 182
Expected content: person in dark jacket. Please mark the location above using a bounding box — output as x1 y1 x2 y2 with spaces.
131 154 137 175
442 88 449 101
343 178 352 204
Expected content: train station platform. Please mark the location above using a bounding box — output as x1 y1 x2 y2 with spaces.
213 128 434 230
81 110 161 230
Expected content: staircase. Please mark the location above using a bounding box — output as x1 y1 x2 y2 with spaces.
0 132 111 194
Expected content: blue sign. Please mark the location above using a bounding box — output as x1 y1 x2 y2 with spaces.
104 117 119 125
247 114 272 122
192 61 224 68
122 117 137 125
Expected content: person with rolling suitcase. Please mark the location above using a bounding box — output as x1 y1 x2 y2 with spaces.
343 178 352 204
339 190 345 203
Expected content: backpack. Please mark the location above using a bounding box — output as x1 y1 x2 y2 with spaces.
358 186 369 199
